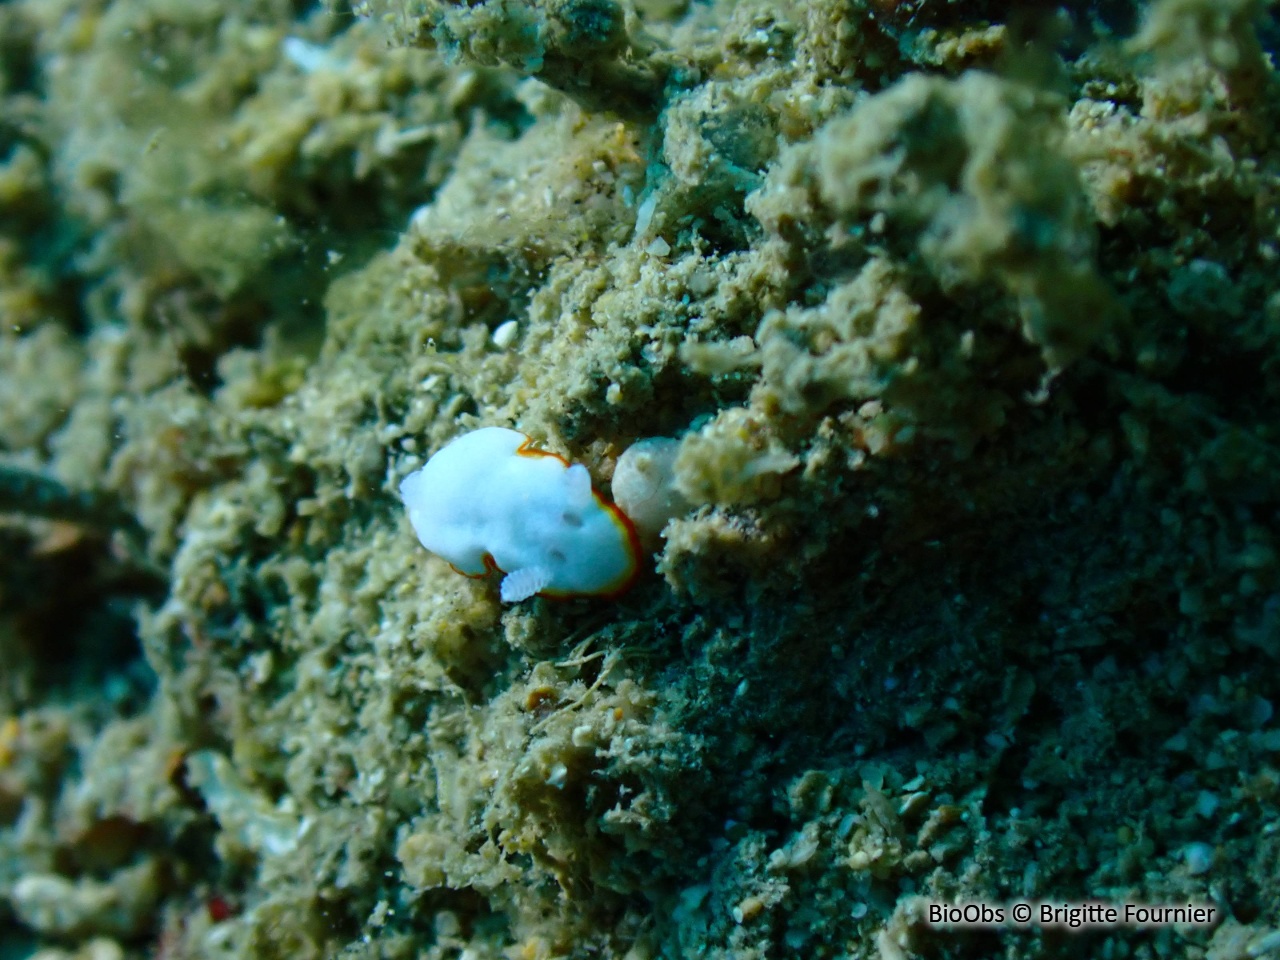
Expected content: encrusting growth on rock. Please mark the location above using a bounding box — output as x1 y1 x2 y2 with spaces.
359 0 677 118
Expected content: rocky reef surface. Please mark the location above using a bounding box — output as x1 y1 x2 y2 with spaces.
2 0 1279 957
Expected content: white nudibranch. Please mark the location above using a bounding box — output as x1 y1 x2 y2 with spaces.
399 427 643 603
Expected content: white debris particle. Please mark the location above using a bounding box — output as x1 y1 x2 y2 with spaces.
1184 842 1214 875
491 320 519 350
281 36 332 74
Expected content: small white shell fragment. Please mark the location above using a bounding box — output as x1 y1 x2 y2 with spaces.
491 320 519 350
399 427 641 601
646 236 671 257
633 191 659 236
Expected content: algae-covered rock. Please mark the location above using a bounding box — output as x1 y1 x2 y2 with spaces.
2 0 1280 957
360 0 676 117
11 865 159 941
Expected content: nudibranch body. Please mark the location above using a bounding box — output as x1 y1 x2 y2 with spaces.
399 427 643 603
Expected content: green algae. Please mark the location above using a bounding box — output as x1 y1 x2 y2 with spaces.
2 0 1280 958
